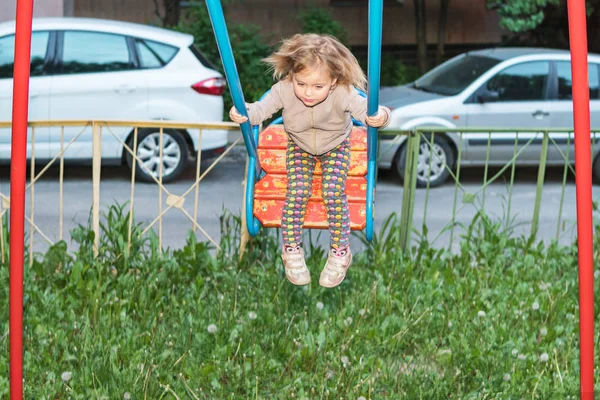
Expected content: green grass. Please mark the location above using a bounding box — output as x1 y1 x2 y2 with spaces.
0 204 597 398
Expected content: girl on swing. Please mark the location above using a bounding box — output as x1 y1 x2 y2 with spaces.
230 33 390 288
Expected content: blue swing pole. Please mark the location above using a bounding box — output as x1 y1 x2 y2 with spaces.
366 0 383 241
205 0 261 235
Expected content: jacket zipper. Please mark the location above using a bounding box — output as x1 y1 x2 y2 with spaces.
311 108 316 153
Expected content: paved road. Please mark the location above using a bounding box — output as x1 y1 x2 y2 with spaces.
0 152 596 255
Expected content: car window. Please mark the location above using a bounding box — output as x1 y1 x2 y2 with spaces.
61 31 132 74
189 45 217 70
486 61 550 101
135 38 178 68
556 61 600 100
0 31 50 79
414 55 501 96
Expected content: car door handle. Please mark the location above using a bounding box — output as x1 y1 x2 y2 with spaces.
532 110 550 118
114 84 136 94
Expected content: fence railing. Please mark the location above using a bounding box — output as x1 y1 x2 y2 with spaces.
0 121 595 260
0 120 241 263
386 127 599 252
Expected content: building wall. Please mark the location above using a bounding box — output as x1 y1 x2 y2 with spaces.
69 0 504 47
73 0 159 26
224 0 503 46
0 0 65 23
0 0 504 46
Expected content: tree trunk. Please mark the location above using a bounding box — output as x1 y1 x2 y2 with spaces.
436 0 450 66
161 0 181 27
414 0 428 74
587 0 600 53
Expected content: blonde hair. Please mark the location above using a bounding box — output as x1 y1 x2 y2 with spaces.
263 33 367 91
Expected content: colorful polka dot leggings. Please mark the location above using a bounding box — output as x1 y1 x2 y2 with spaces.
282 137 351 250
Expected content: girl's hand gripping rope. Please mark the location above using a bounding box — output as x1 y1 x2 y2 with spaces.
365 108 389 128
229 105 249 124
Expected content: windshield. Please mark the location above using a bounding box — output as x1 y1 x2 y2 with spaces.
414 54 501 96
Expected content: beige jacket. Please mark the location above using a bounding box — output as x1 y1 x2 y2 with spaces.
246 80 390 155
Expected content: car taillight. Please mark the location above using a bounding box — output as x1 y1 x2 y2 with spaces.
192 77 226 96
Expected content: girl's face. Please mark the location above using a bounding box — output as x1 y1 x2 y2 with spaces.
292 65 337 107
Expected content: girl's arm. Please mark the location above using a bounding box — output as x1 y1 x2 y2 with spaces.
238 82 284 126
346 88 391 128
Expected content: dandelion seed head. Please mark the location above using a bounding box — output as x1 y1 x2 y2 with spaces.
325 370 335 380
478 311 486 318
207 324 217 334
518 354 526 360
503 373 511 382
359 309 366 316
341 356 349 366
248 311 257 320
316 302 324 310
512 349 518 356
123 393 131 400
540 327 548 336
540 353 549 362
532 301 540 311
61 371 72 383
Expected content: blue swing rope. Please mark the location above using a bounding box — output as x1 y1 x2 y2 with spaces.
206 0 383 240
205 0 261 235
366 0 383 241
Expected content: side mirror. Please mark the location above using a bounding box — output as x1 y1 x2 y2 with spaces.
477 90 500 103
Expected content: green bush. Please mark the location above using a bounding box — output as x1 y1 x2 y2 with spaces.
175 4 275 117
358 53 421 87
380 53 421 86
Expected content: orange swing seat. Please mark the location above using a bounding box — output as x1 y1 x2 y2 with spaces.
252 124 369 230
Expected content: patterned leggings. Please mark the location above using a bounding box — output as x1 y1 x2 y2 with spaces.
282 137 351 250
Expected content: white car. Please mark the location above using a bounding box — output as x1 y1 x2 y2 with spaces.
0 17 228 182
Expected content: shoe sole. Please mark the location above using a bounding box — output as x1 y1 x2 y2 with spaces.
287 278 311 286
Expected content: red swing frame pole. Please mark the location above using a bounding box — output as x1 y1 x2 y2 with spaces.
10 0 34 398
567 0 594 398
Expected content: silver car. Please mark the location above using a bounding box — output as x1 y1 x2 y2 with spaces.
378 47 600 187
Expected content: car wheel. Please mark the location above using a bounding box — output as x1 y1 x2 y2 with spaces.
396 134 455 188
126 128 189 183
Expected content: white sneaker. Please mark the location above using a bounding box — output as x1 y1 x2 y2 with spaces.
281 247 311 285
319 247 352 288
